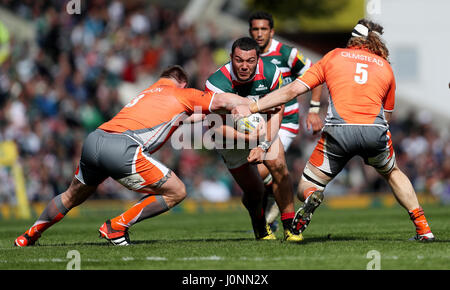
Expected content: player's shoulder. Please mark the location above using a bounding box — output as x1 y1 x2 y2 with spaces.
206 62 233 92
277 40 295 57
324 48 342 59
260 57 281 77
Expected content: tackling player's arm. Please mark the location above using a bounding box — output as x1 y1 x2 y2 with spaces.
212 92 264 143
250 79 310 114
205 76 265 143
210 92 252 113
237 55 328 116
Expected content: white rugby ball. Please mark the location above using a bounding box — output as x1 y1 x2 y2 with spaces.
236 113 264 134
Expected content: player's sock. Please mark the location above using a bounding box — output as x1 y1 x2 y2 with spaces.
303 186 319 201
280 212 295 231
261 184 272 212
26 194 69 239
110 195 169 231
408 207 432 235
243 199 267 236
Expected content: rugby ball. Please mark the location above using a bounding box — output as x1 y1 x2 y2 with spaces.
236 113 264 134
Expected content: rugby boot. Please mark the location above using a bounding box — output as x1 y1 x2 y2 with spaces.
409 232 435 242
283 228 304 243
292 191 324 234
14 232 40 247
99 220 130 246
254 223 277 240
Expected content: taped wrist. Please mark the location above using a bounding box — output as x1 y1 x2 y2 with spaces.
309 100 320 113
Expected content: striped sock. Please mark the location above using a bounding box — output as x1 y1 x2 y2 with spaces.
27 194 69 238
110 195 169 231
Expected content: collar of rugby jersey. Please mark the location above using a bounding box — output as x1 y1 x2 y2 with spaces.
347 46 372 54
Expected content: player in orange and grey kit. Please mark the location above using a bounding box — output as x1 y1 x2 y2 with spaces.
233 19 434 241
14 65 252 247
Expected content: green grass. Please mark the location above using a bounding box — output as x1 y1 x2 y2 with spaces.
0 203 449 270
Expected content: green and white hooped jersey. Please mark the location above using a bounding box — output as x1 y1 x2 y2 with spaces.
260 39 313 134
205 57 283 105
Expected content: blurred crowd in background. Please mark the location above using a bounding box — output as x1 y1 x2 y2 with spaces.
0 0 448 205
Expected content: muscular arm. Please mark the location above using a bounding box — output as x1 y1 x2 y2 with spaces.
216 123 255 143
251 80 310 113
210 93 251 113
209 93 260 142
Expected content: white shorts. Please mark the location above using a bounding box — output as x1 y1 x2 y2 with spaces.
278 128 297 152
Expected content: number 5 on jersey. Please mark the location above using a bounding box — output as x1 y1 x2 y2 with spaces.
354 63 368 84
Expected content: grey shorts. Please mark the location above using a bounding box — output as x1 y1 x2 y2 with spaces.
75 129 170 191
309 125 395 176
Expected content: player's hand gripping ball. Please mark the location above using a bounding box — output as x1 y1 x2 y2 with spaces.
236 113 264 134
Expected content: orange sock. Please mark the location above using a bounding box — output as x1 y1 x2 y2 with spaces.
303 187 319 201
408 207 432 235
110 195 169 231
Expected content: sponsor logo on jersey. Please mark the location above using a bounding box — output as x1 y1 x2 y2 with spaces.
271 59 282 65
255 84 268 91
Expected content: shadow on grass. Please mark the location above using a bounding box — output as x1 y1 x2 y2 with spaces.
34 237 254 247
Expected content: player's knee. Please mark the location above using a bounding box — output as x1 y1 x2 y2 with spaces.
377 159 397 178
62 179 95 209
267 159 289 180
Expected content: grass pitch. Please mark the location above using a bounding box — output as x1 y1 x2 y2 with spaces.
0 202 449 270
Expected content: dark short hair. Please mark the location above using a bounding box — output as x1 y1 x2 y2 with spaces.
231 37 260 57
248 11 274 29
160 65 189 84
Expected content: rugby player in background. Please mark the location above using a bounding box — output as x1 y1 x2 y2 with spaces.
249 11 324 231
233 19 435 241
14 65 253 247
205 37 303 242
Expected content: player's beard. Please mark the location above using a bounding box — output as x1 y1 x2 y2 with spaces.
259 39 271 53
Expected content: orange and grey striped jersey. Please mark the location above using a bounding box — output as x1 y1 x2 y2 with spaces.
99 78 215 153
297 47 395 126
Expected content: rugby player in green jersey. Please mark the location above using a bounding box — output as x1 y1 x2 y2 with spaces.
249 11 324 230
205 37 303 242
